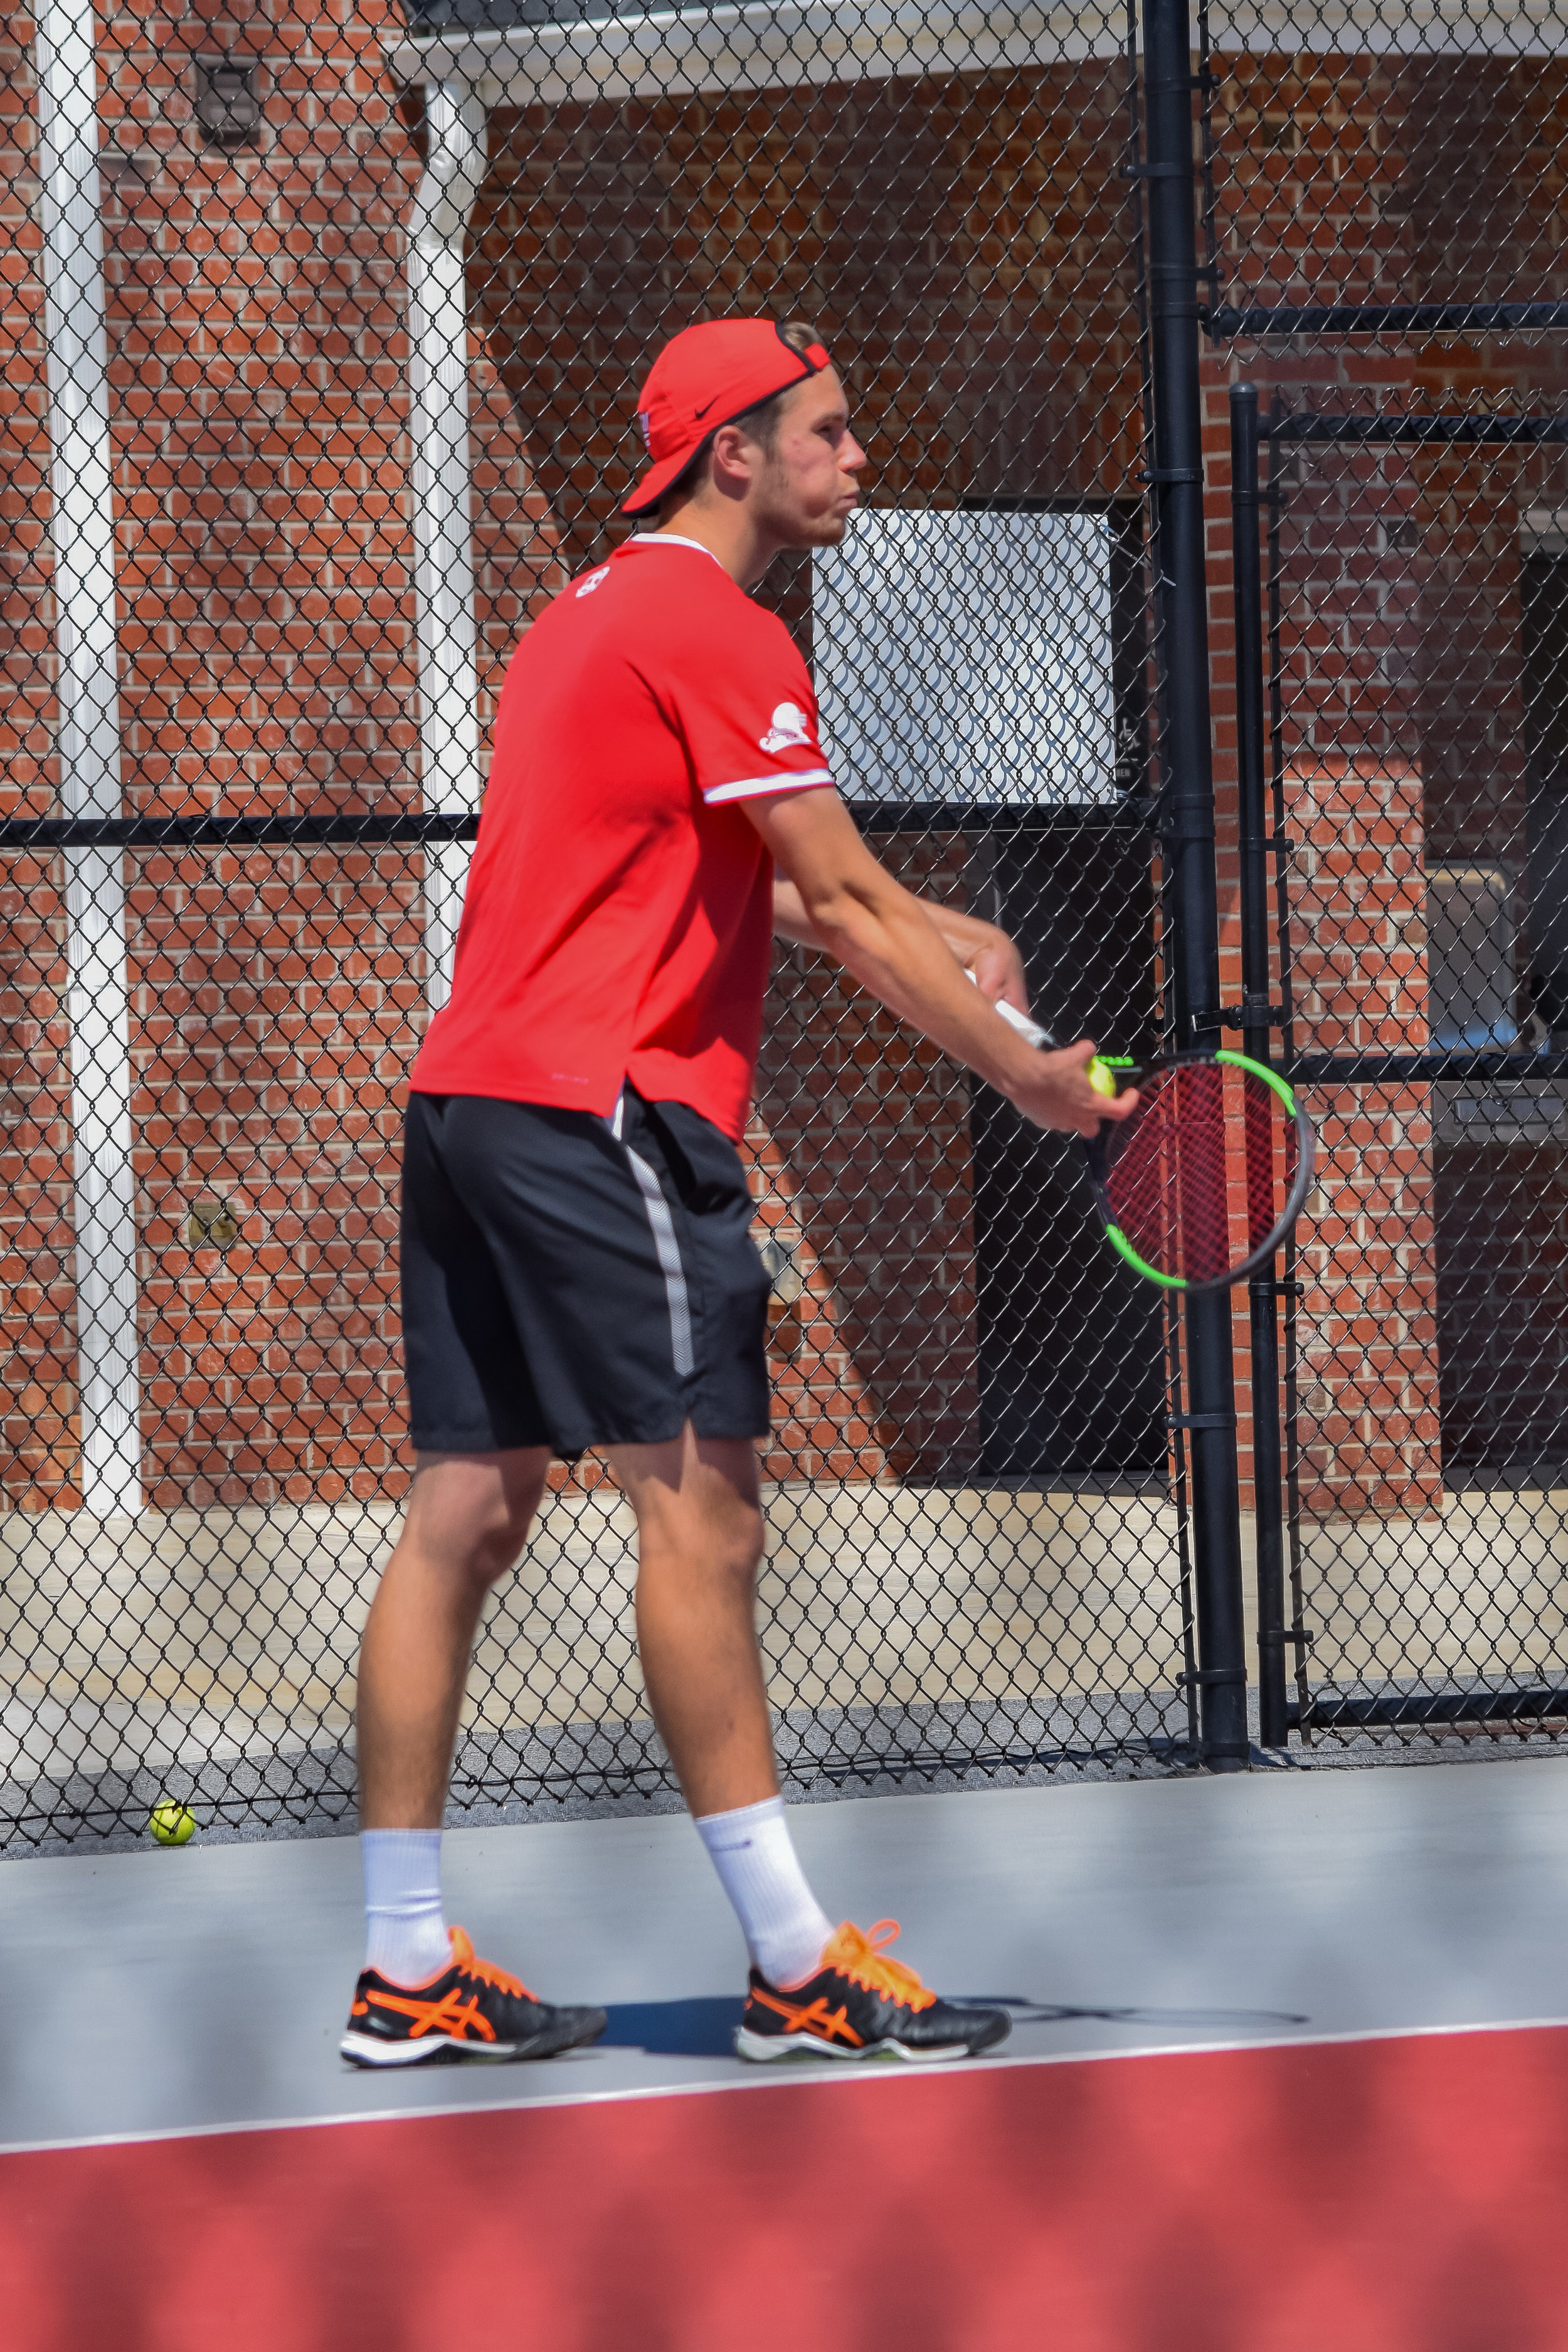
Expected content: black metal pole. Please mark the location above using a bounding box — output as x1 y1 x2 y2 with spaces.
1266 393 1311 1732
1231 383 1288 1748
1143 0 1248 1769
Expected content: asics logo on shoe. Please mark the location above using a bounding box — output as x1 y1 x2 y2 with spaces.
750 1986 864 2046
575 565 611 599
759 702 813 753
358 1983 497 2042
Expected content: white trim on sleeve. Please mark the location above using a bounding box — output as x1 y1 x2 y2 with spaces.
702 769 836 807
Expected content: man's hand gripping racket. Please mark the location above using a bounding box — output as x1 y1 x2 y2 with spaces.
980 985 1315 1293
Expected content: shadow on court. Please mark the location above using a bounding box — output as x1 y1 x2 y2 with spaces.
600 1998 746 2055
597 1994 1310 2056
965 2000 1311 2029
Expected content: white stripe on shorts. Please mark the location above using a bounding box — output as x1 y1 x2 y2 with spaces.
608 1089 694 1379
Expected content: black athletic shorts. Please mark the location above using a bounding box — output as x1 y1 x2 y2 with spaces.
400 1087 771 1456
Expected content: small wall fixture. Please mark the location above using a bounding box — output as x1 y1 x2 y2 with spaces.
186 1195 240 1251
195 57 260 152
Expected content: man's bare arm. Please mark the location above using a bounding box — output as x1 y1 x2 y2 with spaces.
754 792 1134 1139
773 874 1027 1014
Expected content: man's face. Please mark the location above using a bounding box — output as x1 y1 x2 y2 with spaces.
744 369 866 549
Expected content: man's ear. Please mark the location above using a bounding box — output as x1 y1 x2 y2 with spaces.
709 422 758 496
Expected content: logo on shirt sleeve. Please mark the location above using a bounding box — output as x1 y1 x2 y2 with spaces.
759 702 813 754
575 565 611 599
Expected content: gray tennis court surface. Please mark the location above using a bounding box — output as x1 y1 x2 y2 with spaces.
4 1756 1566 2153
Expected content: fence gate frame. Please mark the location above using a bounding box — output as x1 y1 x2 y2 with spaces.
1229 369 1568 1745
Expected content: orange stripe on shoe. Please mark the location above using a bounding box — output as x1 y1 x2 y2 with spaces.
749 1987 865 2047
364 1986 499 2043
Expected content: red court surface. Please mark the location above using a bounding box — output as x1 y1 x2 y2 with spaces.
5 2021 1565 2351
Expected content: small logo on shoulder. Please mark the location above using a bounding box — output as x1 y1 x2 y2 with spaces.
575 565 611 600
759 701 812 753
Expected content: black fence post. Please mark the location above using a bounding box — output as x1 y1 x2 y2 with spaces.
1231 383 1289 1748
1143 0 1249 1769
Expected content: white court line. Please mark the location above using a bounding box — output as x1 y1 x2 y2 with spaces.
6 2010 1566 2162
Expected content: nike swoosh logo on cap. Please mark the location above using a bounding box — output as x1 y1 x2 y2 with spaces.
694 397 718 418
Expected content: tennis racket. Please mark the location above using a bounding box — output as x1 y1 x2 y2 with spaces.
984 991 1315 1293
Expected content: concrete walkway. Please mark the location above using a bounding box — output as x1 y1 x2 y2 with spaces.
3 1754 1566 2152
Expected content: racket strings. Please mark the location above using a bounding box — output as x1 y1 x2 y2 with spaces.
1103 1062 1288 1285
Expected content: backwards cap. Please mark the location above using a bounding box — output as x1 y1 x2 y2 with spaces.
622 318 834 517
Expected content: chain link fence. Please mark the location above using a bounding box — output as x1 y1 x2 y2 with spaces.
4 0 1568 1849
1211 8 1568 1746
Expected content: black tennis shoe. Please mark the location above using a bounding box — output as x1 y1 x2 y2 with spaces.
734 1919 1012 2064
341 1926 608 2069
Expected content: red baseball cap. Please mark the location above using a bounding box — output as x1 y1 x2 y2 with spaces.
622 318 834 517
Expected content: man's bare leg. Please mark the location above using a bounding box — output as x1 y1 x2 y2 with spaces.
343 1446 607 2062
356 1447 550 1828
609 1426 833 1985
608 1426 776 1815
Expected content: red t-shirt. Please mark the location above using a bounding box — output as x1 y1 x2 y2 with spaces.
408 535 836 1141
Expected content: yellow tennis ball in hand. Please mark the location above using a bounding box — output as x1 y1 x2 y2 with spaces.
1088 1058 1119 1098
149 1800 196 1846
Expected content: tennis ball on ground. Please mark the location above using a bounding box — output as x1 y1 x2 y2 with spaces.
1088 1058 1120 1098
149 1800 196 1846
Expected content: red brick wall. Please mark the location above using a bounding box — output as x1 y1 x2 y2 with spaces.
474 64 1148 571
1203 51 1568 1517
4 24 1568 1512
0 0 560 1508
471 63 1150 1487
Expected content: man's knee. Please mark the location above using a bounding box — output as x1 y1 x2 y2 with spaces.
640 1491 765 1586
405 1449 549 1587
722 1498 766 1584
467 1505 538 1587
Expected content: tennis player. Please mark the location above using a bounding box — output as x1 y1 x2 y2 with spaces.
341 317 1133 2070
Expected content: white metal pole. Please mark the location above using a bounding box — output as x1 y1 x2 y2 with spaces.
34 0 142 1520
407 83 489 1009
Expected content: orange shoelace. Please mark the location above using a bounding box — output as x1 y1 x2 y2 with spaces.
447 1926 534 2000
820 1919 936 2012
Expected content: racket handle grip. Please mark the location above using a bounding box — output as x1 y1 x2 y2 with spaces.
985 988 1054 1052
983 983 1121 1098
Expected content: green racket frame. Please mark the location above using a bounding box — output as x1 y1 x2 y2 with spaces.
1084 1049 1316 1295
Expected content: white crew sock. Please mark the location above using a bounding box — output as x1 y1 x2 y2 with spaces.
361 1829 452 1986
694 1796 835 1988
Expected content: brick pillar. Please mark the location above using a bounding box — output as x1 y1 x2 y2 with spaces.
1205 51 1448 1525
1288 758 1441 1520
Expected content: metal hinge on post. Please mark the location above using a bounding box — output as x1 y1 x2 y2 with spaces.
1168 1412 1236 1431
1190 1000 1288 1029
1158 798 1217 844
1145 71 1221 95
1258 1628 1315 1652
